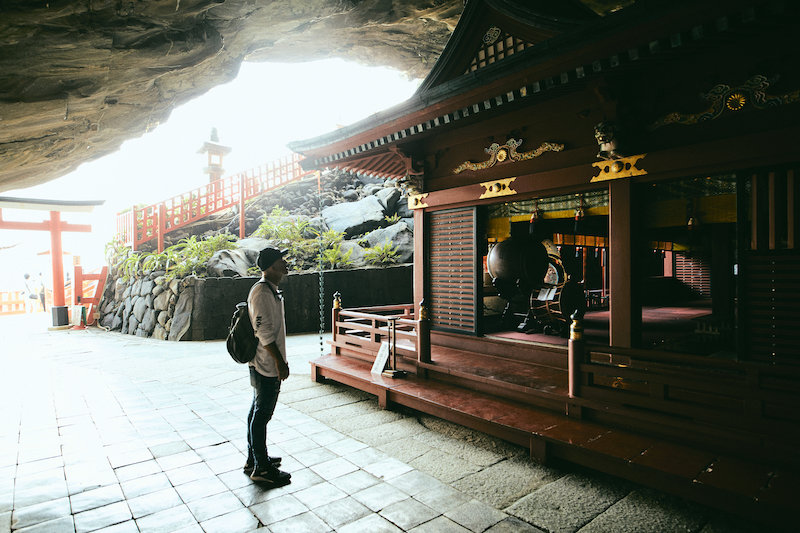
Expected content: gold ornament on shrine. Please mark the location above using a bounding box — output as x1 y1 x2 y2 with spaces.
726 93 746 111
453 139 564 174
590 154 648 183
479 177 517 199
407 193 429 210
650 74 800 129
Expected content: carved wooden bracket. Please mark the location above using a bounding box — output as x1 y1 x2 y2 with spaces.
390 146 425 194
408 193 429 210
479 177 517 199
453 139 564 174
590 154 647 183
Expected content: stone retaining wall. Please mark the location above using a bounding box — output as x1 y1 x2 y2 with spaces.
187 264 413 340
99 265 413 341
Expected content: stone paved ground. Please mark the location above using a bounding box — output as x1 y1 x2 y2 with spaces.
0 314 767 532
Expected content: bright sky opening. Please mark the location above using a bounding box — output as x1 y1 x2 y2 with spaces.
0 59 421 289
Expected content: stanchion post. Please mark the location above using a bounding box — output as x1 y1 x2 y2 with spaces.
331 291 341 354
567 310 585 419
416 298 431 366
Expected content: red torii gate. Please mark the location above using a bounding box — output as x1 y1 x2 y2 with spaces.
0 197 104 316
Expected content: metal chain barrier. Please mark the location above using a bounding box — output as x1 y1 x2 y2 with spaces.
316 171 325 357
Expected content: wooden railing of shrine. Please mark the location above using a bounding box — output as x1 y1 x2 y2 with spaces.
115 154 315 252
330 302 430 370
567 318 800 469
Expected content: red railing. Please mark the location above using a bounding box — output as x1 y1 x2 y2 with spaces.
72 266 108 325
0 290 26 315
116 154 314 251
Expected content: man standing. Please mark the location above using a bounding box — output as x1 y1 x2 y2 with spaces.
23 273 36 313
36 273 46 312
244 247 292 486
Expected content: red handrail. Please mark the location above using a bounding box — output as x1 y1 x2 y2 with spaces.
116 154 314 251
0 290 27 315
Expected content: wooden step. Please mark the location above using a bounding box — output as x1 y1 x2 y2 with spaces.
311 353 797 529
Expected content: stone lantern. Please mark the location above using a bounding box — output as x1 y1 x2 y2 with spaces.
197 127 232 183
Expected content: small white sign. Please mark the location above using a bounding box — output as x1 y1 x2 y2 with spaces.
371 342 391 376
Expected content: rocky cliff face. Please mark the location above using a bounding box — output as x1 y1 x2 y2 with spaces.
1 0 625 194
0 0 463 192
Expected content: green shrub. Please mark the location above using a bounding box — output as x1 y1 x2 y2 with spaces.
319 243 353 270
106 234 238 282
250 207 350 272
363 240 399 266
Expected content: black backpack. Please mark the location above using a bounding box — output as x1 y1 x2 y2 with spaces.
226 302 258 364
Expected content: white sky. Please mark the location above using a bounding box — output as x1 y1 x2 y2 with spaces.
0 59 420 290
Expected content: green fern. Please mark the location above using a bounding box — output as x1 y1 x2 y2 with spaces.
363 240 399 266
318 243 353 270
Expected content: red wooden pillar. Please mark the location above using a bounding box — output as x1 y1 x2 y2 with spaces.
413 207 425 326
49 210 66 307
73 265 82 305
609 180 640 347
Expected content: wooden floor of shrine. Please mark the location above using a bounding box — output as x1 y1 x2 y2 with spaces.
312 341 796 529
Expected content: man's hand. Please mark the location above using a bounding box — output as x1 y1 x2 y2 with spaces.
277 359 290 381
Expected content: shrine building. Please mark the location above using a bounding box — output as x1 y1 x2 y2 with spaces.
288 0 800 525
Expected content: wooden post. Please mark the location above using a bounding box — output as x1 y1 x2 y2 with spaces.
609 180 639 347
73 266 83 305
416 298 431 365
567 310 584 419
239 173 246 239
388 317 397 371
331 291 341 355
48 211 66 307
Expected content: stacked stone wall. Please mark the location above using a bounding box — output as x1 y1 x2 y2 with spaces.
99 265 413 341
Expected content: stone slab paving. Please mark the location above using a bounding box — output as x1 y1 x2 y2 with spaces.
0 314 769 532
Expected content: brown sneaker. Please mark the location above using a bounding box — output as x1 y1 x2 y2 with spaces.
249 466 291 487
243 456 281 474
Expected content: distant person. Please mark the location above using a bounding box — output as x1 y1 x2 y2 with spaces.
244 247 292 487
23 273 36 313
36 273 45 312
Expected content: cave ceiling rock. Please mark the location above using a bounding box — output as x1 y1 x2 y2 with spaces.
0 0 463 193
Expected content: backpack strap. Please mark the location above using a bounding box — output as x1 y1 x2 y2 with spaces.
260 278 282 300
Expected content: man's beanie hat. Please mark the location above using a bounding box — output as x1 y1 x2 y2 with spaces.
257 247 287 270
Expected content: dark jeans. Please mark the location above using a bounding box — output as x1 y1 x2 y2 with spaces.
246 367 281 471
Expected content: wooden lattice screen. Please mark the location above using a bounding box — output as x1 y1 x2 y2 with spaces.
466 29 532 74
428 207 478 334
745 166 800 360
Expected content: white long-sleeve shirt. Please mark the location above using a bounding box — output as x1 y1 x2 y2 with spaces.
247 279 287 378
